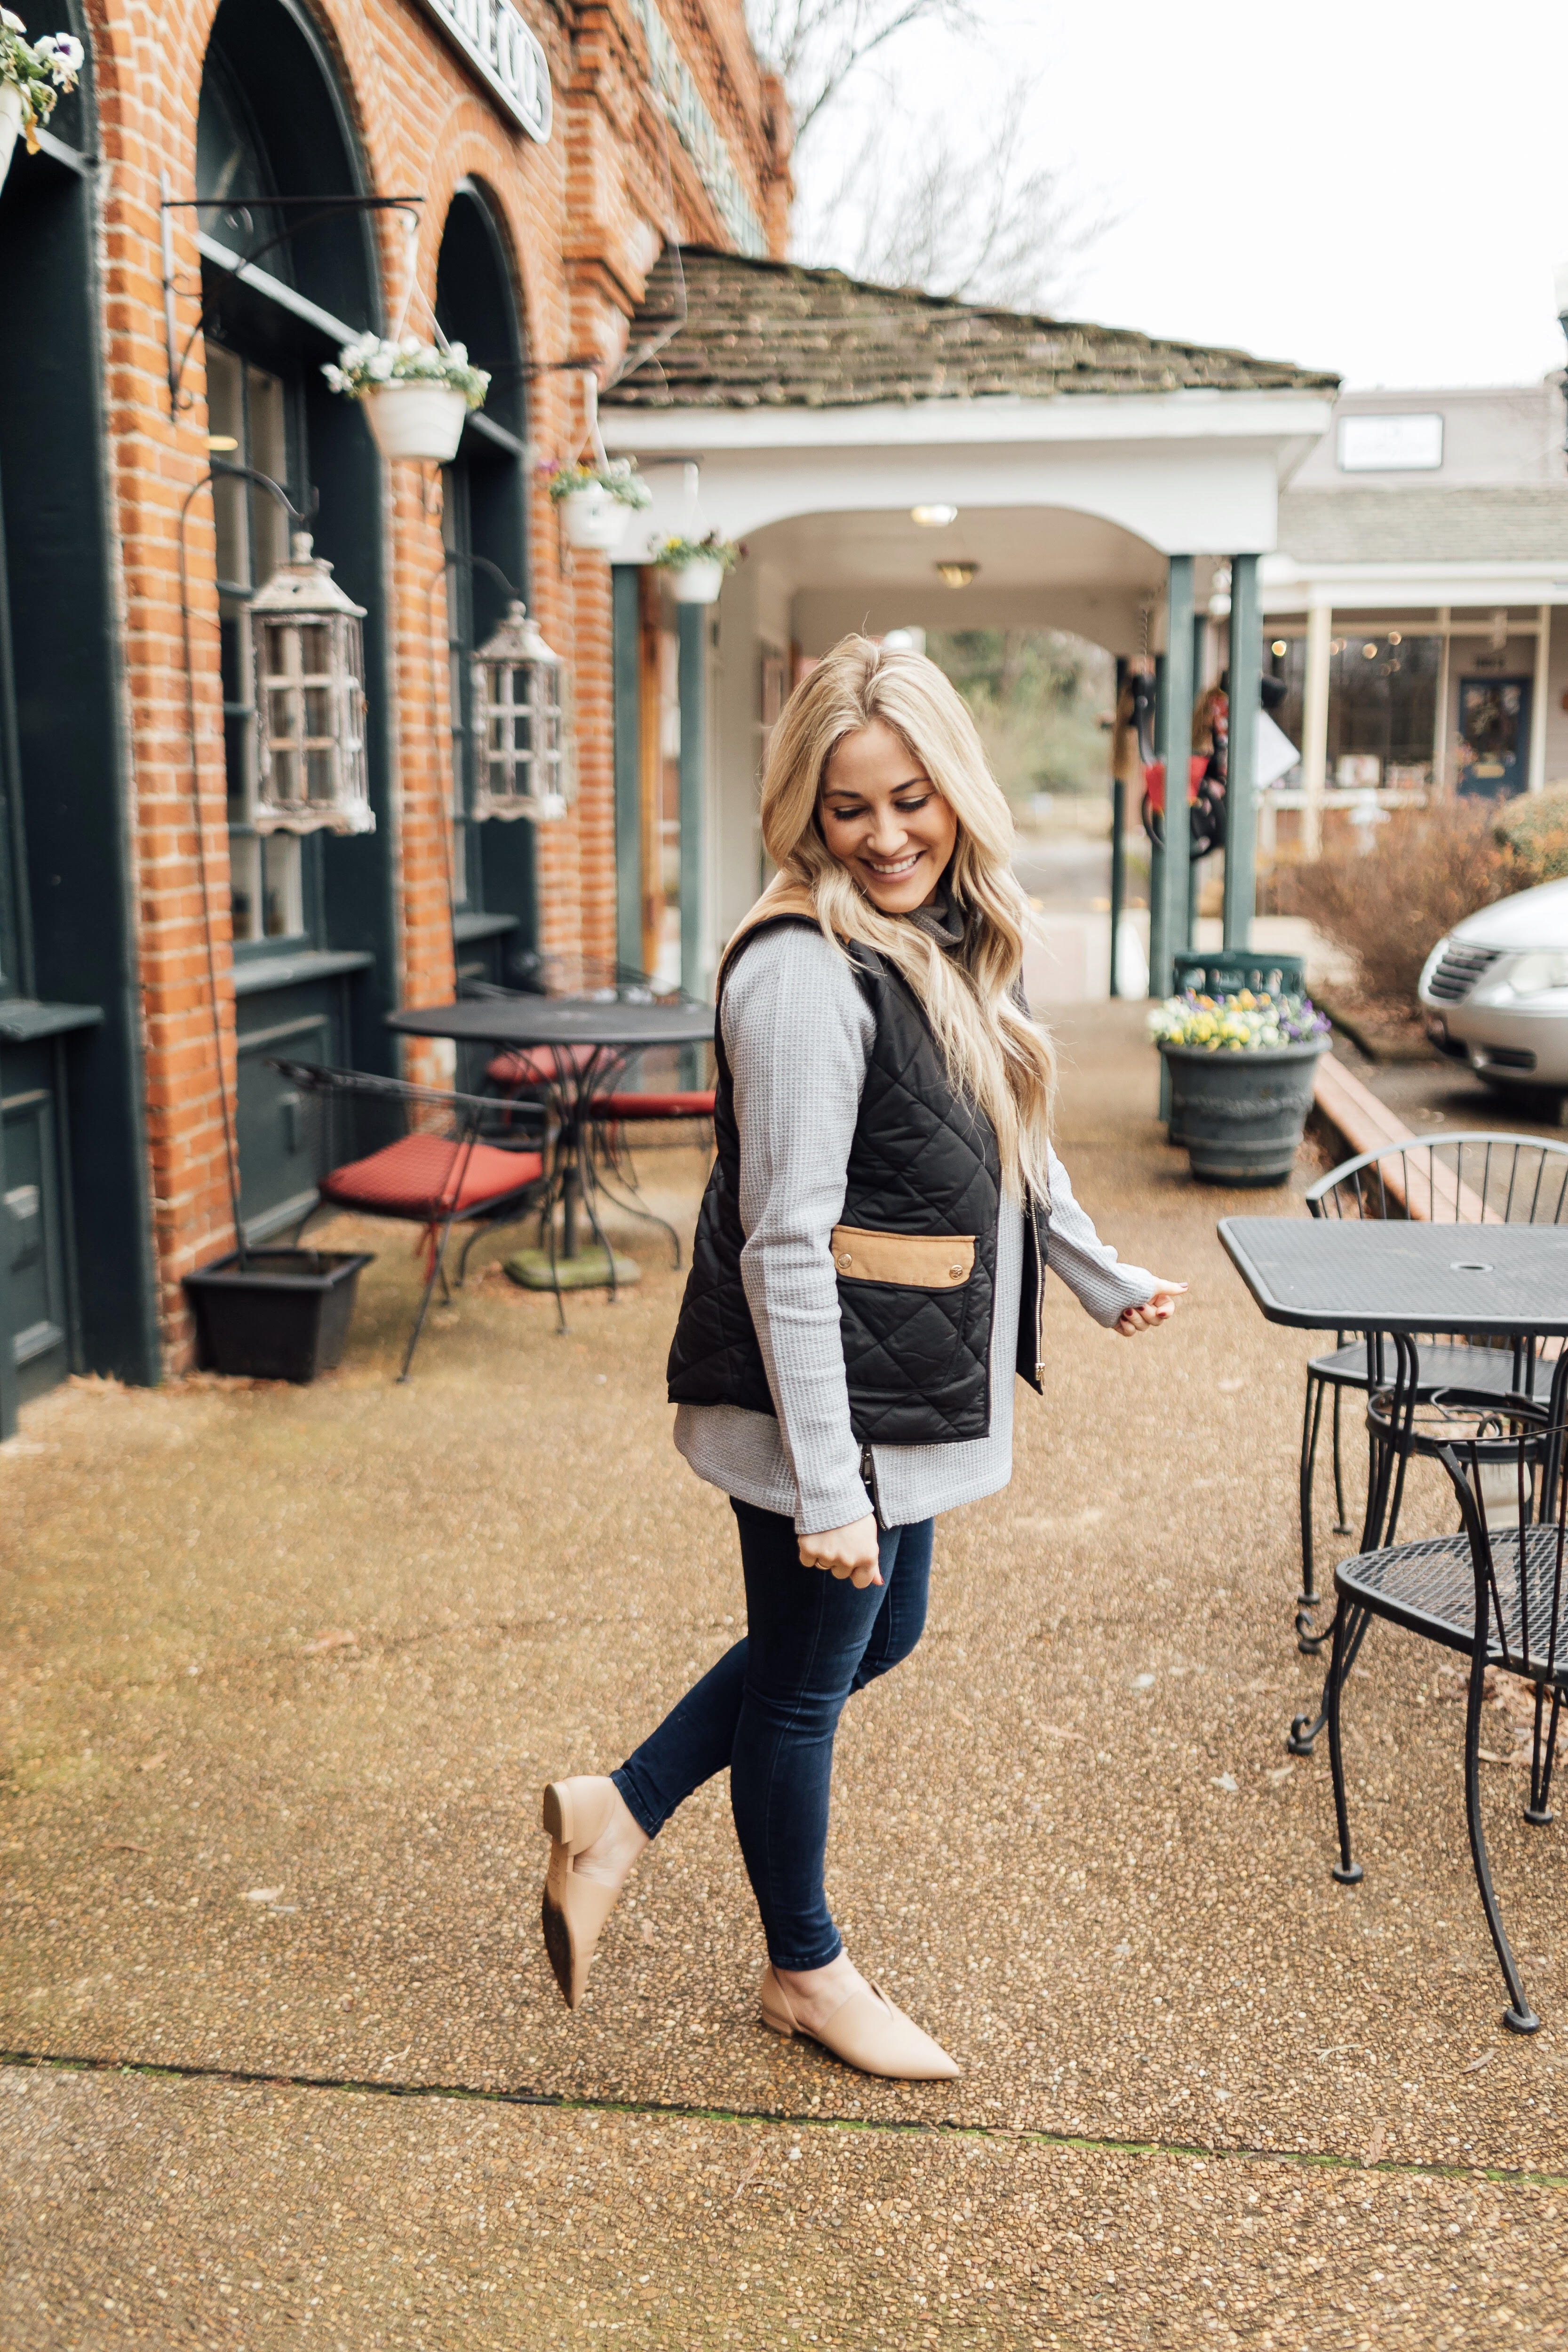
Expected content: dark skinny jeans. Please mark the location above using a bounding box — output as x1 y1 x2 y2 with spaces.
613 1499 934 1972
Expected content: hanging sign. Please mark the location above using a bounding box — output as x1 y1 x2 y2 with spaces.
415 0 552 142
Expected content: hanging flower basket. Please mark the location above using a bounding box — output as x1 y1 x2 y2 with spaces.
548 460 651 554
323 334 490 463
0 15 81 191
652 532 739 605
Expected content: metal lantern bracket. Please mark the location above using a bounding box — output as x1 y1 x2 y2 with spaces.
159 183 425 421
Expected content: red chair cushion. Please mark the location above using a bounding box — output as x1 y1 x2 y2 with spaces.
588 1091 716 1120
320 1134 543 1219
486 1043 597 1088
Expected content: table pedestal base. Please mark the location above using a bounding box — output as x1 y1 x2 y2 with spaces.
504 1246 641 1294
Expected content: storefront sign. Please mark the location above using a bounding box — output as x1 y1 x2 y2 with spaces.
625 0 767 259
416 0 552 142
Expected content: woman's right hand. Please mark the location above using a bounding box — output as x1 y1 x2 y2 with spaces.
798 1515 883 1588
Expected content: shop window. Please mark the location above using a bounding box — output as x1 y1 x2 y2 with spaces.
442 470 478 910
434 182 532 965
1267 631 1441 788
207 342 309 941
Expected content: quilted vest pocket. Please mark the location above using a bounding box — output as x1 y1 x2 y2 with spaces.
829 1226 976 1288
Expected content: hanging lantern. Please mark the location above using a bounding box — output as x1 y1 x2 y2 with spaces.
471 600 569 820
249 534 374 835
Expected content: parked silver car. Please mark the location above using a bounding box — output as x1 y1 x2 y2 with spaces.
1419 877 1568 1093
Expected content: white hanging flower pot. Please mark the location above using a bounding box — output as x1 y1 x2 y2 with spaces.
0 23 82 194
558 484 634 554
651 533 739 605
323 332 490 464
0 83 24 195
360 380 468 463
669 556 726 605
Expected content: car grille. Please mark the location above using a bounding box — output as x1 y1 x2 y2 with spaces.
1478 1045 1537 1073
1426 943 1504 1002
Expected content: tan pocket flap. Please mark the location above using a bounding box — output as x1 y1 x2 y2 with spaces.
830 1225 976 1289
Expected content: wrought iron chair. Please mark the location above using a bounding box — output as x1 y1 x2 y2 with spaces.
1324 1382 1567 2034
268 1059 549 1381
1297 1134 1568 1652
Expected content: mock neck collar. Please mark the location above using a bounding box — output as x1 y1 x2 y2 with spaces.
906 881 963 950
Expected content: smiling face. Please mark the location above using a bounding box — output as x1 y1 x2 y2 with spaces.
817 719 960 915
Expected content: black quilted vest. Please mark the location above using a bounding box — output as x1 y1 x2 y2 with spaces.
666 916 1048 1446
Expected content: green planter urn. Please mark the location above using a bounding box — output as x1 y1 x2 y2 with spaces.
1161 1037 1328 1187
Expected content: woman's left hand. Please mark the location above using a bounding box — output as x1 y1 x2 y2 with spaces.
1115 1279 1186 1337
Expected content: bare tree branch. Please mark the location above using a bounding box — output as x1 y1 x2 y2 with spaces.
792 79 1110 313
745 0 979 145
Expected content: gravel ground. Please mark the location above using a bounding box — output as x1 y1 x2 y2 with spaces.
5 2065 1565 2351
3 1002 1566 2344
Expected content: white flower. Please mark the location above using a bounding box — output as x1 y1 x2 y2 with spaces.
367 350 394 381
399 336 421 356
38 31 83 77
1 10 28 30
446 341 468 365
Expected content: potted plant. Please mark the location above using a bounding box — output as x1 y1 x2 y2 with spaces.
322 333 490 464
651 530 739 605
0 12 81 191
1150 988 1330 1186
547 458 651 554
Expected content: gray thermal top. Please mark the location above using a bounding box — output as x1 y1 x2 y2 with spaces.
673 921 1158 1534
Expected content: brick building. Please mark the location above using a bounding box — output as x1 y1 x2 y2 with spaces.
0 0 789 1431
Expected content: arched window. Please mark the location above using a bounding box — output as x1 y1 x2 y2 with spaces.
196 0 388 1237
436 183 535 985
197 0 378 951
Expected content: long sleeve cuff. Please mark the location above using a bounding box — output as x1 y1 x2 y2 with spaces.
1043 1143 1158 1327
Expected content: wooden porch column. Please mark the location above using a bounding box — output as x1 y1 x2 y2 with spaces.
1154 555 1194 996
612 566 643 973
678 602 708 1000
1301 599 1332 857
1223 554 1260 949
1530 606 1551 794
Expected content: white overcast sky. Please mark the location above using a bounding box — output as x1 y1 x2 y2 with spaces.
800 0 1568 390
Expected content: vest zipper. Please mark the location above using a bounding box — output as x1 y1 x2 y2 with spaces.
1032 1197 1047 1382
860 1442 886 1531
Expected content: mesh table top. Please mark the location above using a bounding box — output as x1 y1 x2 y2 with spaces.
387 999 715 1051
1218 1217 1568 1336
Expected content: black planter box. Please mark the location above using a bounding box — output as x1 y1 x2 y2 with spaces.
183 1249 374 1382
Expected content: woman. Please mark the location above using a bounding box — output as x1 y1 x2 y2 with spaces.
540 638 1184 2080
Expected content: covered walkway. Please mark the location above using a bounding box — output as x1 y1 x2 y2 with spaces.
600 248 1337 1001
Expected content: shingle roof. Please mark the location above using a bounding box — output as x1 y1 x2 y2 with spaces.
602 247 1340 412
1279 487 1568 565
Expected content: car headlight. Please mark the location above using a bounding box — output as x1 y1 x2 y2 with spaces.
1507 952 1568 993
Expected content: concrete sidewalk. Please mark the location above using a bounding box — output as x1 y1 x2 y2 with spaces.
3 1004 1566 2348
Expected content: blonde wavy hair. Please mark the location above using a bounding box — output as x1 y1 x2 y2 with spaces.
759 635 1054 1198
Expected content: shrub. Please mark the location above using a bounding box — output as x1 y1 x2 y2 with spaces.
1272 797 1521 1006
1494 785 1568 887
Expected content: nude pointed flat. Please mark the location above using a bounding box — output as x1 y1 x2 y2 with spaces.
758 1964 960 2081
540 1776 623 2009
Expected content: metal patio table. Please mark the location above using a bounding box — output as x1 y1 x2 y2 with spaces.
1218 1216 1568 1749
388 996 714 1320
